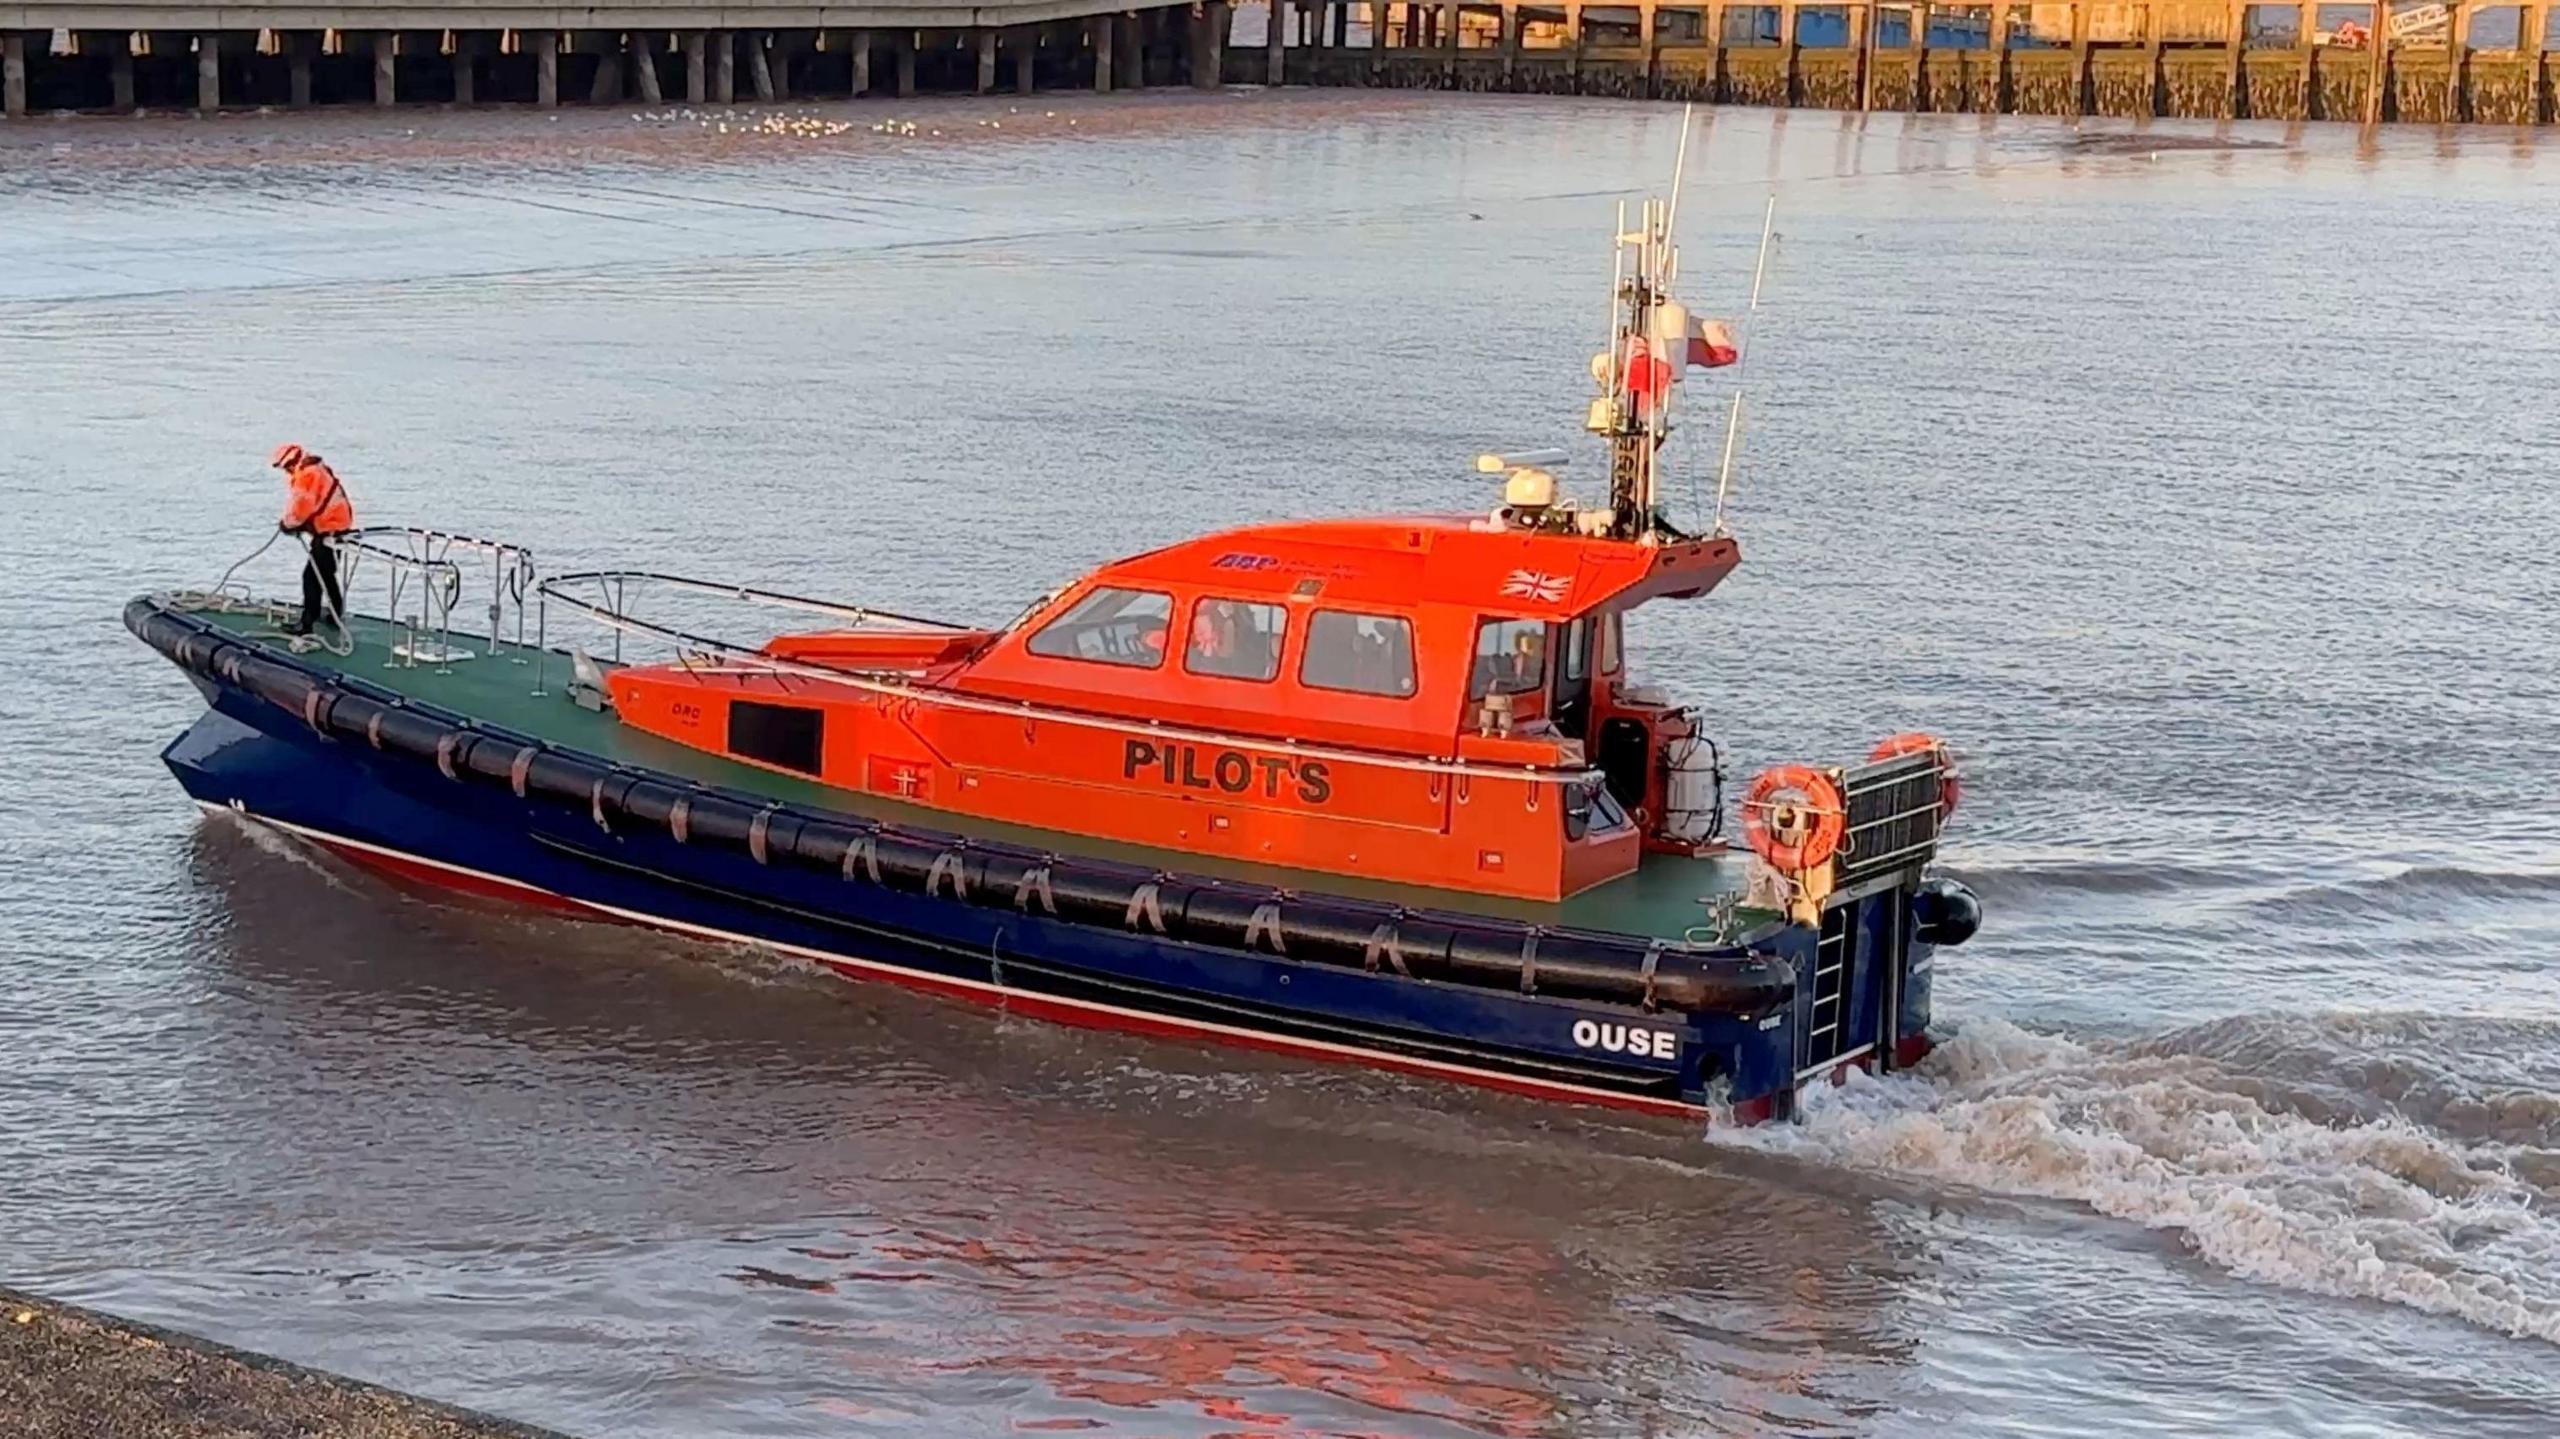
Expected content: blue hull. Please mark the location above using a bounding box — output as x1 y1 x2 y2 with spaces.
139 600 1943 1122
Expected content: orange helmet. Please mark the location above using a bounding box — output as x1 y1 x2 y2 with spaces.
269 442 306 470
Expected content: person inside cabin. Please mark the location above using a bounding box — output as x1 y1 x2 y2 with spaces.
1506 629 1546 691
1191 602 1238 668
271 442 355 636
1134 613 1168 665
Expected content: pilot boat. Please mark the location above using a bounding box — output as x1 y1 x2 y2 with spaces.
127 179 1979 1125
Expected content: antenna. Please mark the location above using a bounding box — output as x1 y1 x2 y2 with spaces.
1664 103 1696 242
1712 195 1779 538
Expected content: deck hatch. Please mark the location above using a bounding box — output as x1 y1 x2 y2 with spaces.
727 700 825 776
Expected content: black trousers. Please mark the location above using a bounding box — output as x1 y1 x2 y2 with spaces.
297 539 343 631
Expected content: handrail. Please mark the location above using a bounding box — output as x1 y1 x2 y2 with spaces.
540 569 964 635
329 524 538 666
532 569 1611 791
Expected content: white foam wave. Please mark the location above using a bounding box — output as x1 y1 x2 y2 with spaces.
1715 1017 2560 1345
205 807 354 891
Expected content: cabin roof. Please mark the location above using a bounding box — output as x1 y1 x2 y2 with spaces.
1091 515 1739 621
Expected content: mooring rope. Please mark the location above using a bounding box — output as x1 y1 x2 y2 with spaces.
165 528 354 658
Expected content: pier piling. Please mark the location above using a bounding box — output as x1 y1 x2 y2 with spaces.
1122 11 1145 87
0 1 2544 124
1196 1 1227 86
533 29 557 107
195 30 218 112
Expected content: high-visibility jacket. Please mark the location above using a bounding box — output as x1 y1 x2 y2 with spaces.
280 459 354 535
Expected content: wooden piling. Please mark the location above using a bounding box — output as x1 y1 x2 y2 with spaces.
1912 0 1931 111
2 32 25 118
533 29 558 108
748 33 776 99
1640 2 1658 97
1371 0 1389 76
1855 0 1875 110
1706 0 1726 96
2365 0 2388 123
1270 0 1289 83
629 31 662 103
1500 0 1519 84
2298 1 2317 114
1991 2 2012 112
712 29 735 101
1566 2 1584 83
684 31 706 100
198 31 222 112
2528 4 2550 124
1093 13 1115 89
1199 0 1229 85
589 43 621 104
2221 0 2242 118
850 28 871 95
2070 0 2092 114
2446 0 2469 121
1120 12 1144 88
372 30 396 105
451 33 475 104
976 26 997 91
2144 0 2164 114
1013 29 1034 92
1779 1 1799 104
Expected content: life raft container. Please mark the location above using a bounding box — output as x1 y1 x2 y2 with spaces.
1739 765 1844 872
1868 732 1960 818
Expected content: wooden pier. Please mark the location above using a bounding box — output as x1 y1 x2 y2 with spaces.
1 2 2548 123
0 2 1244 114
1250 2 2554 125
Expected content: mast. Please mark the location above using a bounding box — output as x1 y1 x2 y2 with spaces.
1600 110 1693 542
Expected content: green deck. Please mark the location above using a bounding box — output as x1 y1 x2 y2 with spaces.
194 604 1751 943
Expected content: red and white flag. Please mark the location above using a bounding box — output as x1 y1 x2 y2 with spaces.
1687 318 1740 368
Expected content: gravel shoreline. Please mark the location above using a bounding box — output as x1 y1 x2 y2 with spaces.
0 1285 571 1439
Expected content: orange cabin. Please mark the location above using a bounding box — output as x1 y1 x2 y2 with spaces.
607 517 1739 902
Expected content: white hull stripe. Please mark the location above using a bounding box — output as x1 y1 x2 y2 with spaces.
207 804 1708 1118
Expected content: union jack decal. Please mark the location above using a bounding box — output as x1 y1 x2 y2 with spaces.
1501 570 1571 603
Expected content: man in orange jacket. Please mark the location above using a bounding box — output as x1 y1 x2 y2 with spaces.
272 443 355 636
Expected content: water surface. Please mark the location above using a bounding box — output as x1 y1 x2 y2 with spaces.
3 91 2556 1437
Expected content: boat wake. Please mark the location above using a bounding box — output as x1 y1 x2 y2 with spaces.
1713 1013 2560 1346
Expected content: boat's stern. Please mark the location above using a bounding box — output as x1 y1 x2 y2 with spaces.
1715 742 1977 1122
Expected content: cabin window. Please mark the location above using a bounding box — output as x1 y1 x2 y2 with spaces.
1185 597 1287 683
1597 612 1623 675
1025 586 1172 668
1559 619 1591 684
1300 610 1417 698
728 700 825 775
1470 619 1548 700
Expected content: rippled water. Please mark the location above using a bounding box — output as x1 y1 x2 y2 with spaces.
3 91 2556 1437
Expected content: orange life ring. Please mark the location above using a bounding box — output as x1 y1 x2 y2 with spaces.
1741 765 1846 872
1869 732 1961 819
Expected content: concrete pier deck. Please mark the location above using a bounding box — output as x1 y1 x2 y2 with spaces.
0 1 2548 122
0 1285 572 1439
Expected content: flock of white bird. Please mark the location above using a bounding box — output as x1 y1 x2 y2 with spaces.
625 106 1079 140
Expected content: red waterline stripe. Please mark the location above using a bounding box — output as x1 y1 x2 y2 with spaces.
244 811 1713 1122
